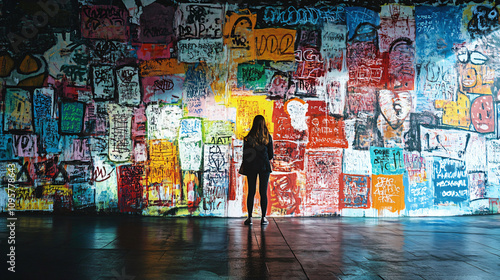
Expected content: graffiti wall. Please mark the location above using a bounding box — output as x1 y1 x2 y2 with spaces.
1 0 500 217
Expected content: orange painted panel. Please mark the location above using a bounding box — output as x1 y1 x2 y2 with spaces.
372 174 405 214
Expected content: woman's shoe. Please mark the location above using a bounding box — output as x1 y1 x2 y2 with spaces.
261 217 269 225
244 218 252 225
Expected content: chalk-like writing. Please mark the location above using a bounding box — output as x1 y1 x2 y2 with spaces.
304 150 342 215
273 140 305 172
81 5 129 40
372 174 405 213
177 38 224 63
142 75 184 104
269 173 301 215
262 6 345 25
432 157 468 204
179 118 203 171
176 4 223 39
116 66 141 106
146 104 183 140
61 102 84 134
370 147 404 175
202 144 229 216
107 104 132 162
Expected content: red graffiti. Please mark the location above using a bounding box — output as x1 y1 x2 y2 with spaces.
471 95 494 133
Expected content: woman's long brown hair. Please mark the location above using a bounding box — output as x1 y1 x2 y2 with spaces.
244 115 269 147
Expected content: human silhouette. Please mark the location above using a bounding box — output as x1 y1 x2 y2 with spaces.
239 115 274 225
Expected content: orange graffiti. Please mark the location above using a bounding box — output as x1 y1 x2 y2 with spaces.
254 28 296 61
458 63 494 95
139 58 187 76
372 174 405 214
224 10 257 63
0 53 15 76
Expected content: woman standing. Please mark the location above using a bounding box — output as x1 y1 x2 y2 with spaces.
239 115 274 225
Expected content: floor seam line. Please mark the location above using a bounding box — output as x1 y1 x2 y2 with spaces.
273 218 310 280
465 260 491 274
101 239 118 249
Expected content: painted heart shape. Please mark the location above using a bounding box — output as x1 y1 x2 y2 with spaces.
378 90 412 129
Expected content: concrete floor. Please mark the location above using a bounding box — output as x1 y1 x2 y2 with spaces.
1 214 499 280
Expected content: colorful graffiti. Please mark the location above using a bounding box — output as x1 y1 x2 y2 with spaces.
1 0 500 217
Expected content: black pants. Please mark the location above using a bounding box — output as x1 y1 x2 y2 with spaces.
246 172 270 217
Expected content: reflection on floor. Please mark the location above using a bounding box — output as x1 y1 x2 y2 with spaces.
1 214 500 279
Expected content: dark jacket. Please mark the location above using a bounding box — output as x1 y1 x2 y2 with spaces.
240 135 274 175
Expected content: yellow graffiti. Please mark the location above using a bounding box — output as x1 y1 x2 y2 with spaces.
148 139 177 163
435 93 471 129
147 139 181 206
183 172 199 186
14 185 72 211
44 185 72 196
229 95 274 139
17 199 52 211
208 62 231 104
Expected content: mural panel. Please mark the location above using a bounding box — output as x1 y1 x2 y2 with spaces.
1 0 500 217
